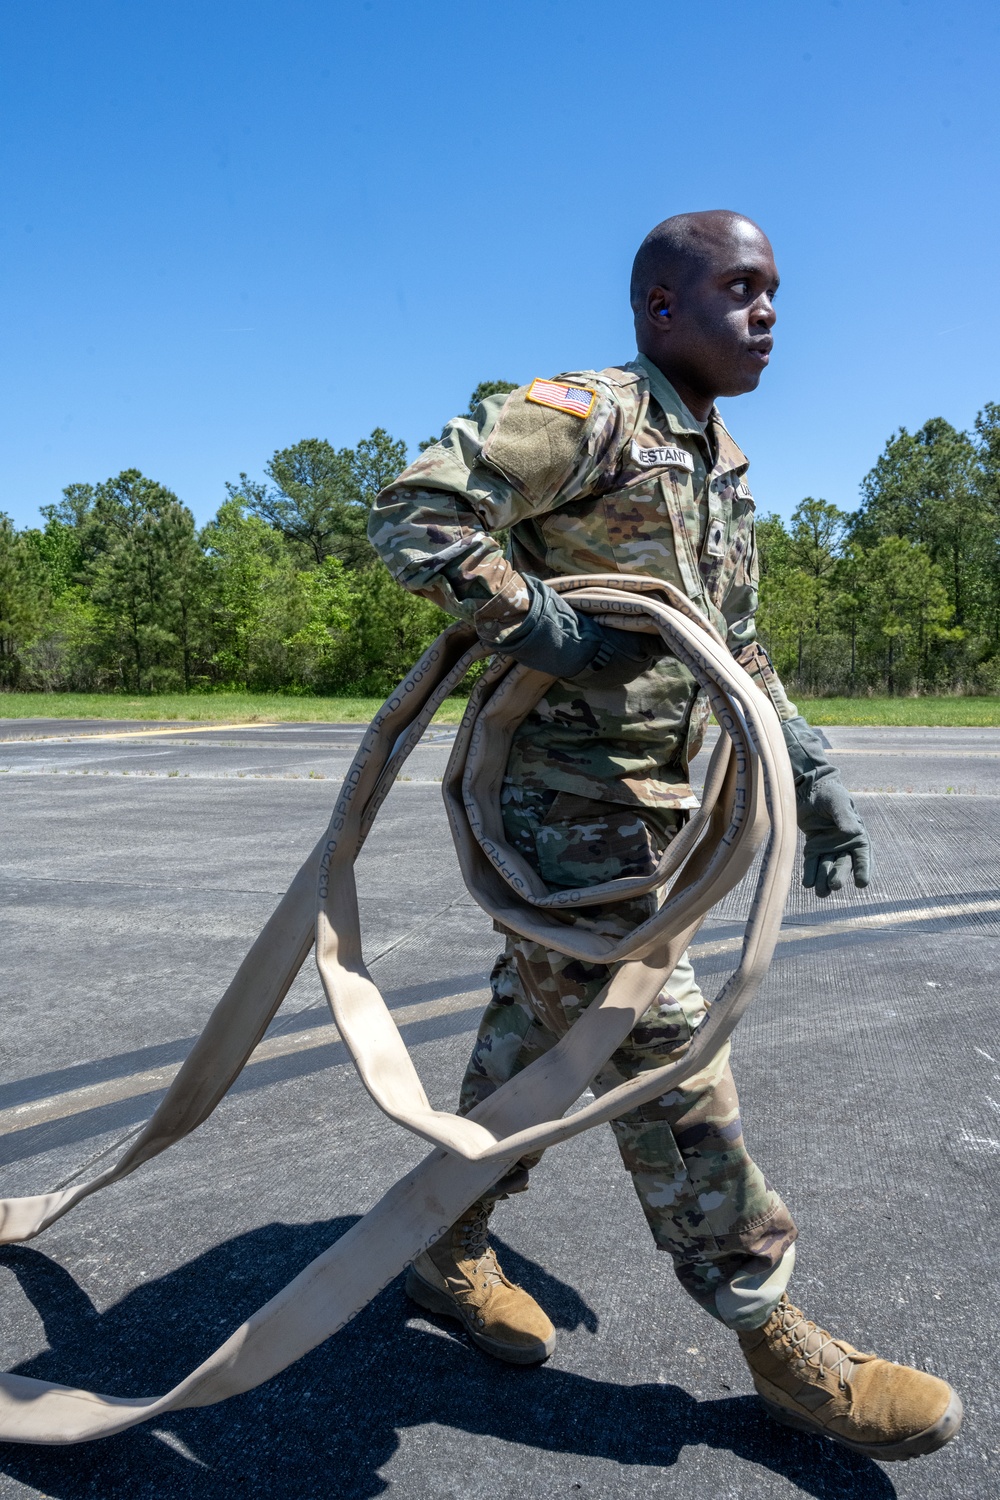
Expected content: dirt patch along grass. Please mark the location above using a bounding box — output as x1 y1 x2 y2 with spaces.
0 691 470 725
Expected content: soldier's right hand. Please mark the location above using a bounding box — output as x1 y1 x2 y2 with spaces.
482 576 665 687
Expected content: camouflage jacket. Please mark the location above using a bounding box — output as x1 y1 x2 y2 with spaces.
369 355 795 808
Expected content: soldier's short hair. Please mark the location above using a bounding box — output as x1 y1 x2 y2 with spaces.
630 211 757 311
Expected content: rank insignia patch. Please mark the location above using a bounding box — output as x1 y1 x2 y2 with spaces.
525 379 596 419
705 518 727 558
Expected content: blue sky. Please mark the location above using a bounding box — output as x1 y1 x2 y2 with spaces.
1 0 997 530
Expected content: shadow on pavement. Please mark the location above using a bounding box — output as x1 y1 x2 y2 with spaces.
0 1219 896 1499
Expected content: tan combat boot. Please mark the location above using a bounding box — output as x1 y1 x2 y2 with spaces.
405 1198 556 1365
738 1295 963 1461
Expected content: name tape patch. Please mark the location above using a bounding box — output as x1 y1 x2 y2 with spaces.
525 378 596 420
630 440 695 473
735 480 754 501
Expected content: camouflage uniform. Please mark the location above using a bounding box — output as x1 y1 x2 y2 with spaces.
369 356 798 1326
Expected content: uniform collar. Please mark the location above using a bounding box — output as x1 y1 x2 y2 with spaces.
632 354 749 478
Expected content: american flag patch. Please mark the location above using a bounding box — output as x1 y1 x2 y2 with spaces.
525 378 596 420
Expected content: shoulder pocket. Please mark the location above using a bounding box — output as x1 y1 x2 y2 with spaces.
481 385 595 506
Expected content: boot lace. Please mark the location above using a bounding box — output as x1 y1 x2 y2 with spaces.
775 1298 854 1392
458 1202 502 1287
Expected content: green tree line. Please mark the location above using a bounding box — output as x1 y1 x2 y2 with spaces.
0 382 515 698
1 392 998 698
757 405 1000 695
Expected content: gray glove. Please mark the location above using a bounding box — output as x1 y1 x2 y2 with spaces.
488 576 665 688
781 715 872 898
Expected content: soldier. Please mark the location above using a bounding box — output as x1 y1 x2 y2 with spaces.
368 211 962 1461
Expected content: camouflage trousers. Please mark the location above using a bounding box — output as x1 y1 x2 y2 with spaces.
458 783 797 1328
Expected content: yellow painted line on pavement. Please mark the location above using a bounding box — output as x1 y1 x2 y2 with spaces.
5 894 1000 1138
0 722 274 745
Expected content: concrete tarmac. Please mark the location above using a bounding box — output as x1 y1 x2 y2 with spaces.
0 718 998 1498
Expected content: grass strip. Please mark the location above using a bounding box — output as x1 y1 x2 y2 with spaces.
3 692 1000 729
795 697 1000 727
0 692 469 725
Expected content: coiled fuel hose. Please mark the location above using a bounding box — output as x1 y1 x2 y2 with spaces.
0 575 796 1443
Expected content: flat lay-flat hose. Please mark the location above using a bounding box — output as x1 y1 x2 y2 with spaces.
0 575 796 1443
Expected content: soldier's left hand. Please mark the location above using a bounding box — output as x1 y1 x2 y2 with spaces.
780 715 873 898
797 775 872 897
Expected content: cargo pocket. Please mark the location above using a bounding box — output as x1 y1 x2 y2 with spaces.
627 993 699 1060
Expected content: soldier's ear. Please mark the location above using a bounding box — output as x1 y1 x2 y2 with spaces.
647 286 675 326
